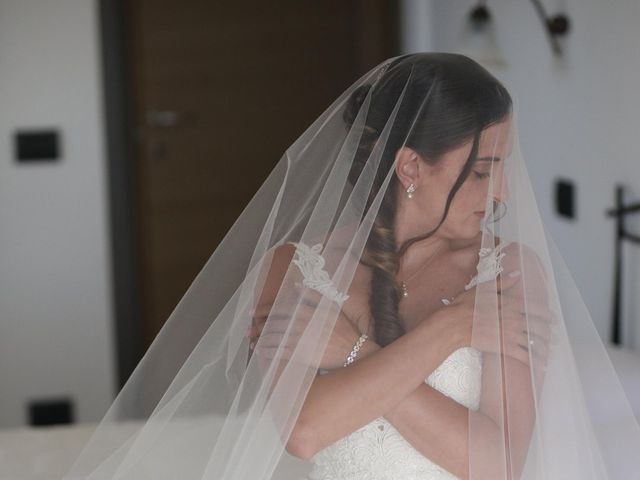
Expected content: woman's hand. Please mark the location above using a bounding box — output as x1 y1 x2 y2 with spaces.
438 270 554 371
247 285 364 371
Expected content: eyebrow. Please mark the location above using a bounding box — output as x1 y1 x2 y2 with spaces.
476 156 501 162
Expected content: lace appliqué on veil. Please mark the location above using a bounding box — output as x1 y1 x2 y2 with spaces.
464 242 510 291
440 243 511 305
287 241 350 306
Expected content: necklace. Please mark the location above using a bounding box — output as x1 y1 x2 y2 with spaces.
398 247 444 299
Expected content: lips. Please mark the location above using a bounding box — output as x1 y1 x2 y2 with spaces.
474 211 486 217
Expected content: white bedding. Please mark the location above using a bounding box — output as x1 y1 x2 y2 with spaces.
0 421 100 480
0 416 309 480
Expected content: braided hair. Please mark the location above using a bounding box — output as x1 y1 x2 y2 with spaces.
343 53 512 346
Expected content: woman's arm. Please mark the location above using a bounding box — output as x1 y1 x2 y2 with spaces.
378 243 551 480
285 313 462 460
257 243 546 475
251 244 464 460
361 340 519 480
336 341 510 479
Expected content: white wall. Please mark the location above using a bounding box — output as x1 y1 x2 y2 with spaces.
400 0 640 348
0 0 115 428
400 0 435 54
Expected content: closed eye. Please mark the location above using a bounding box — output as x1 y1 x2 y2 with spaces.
473 171 491 179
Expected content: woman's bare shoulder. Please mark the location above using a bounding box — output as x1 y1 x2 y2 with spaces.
499 240 547 279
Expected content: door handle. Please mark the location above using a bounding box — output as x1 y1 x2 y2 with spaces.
146 110 183 128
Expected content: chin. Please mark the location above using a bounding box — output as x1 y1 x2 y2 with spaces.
458 220 481 236
446 227 480 245
440 219 482 242
460 225 484 241
464 230 482 241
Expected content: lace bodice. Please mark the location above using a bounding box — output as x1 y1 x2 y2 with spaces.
286 240 505 480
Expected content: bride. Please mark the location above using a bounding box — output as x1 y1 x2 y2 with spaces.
248 53 549 479
64 53 640 480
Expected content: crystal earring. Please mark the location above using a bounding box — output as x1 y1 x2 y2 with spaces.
406 183 416 198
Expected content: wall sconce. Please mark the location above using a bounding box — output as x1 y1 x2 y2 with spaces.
529 0 571 56
458 0 571 64
457 2 507 67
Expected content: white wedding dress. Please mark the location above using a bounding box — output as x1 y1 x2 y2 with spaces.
286 241 506 480
305 347 482 480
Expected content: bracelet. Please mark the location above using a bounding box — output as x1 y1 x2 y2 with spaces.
343 333 368 367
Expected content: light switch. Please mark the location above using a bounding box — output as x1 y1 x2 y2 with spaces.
555 179 575 219
28 396 74 426
14 129 61 162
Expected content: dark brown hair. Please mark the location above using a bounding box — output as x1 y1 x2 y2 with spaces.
343 53 512 346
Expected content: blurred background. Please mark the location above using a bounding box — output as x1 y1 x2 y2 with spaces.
1 0 639 470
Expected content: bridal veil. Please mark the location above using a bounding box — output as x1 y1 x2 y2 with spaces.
63 53 640 479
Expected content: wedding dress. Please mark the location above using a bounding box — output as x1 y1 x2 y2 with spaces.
296 240 489 480
306 347 482 480
62 52 640 480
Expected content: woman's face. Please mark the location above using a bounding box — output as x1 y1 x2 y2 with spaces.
404 118 513 241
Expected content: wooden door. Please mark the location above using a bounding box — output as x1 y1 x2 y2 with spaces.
125 0 399 350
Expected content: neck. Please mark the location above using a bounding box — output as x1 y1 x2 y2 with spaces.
394 214 451 274
394 193 450 249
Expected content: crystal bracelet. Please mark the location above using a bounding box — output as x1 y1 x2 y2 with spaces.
343 333 369 367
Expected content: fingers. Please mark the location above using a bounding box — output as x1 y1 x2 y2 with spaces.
517 330 549 360
252 295 346 339
506 345 548 372
505 344 531 366
506 312 552 344
250 301 309 333
473 294 554 338
255 331 299 349
498 297 556 345
513 314 550 348
249 318 298 344
500 294 554 319
251 285 321 318
247 302 322 349
501 315 551 369
496 268 522 292
504 335 549 371
253 345 294 361
509 313 555 356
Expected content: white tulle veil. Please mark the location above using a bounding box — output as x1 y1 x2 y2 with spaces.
62 53 640 479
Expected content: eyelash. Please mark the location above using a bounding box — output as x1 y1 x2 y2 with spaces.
473 171 491 179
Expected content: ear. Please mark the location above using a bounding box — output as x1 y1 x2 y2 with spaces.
394 147 425 189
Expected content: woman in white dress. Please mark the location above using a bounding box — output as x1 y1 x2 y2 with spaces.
249 54 547 479
64 53 640 480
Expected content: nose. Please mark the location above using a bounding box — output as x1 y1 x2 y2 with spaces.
492 170 509 204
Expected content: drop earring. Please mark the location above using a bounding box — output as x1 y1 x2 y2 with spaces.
406 183 416 198
403 153 418 199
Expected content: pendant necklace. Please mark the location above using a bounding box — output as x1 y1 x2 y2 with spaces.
398 248 442 299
